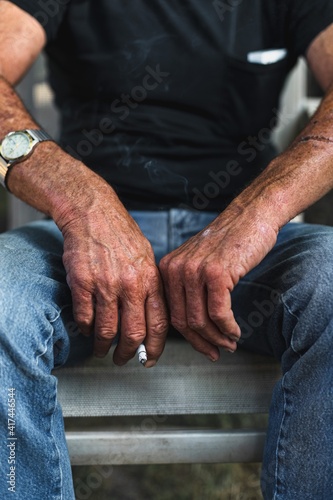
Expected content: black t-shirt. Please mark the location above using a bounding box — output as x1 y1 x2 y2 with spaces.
11 0 333 211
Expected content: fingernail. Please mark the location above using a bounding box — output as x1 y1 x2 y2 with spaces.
145 360 157 368
206 354 218 362
224 348 235 354
113 361 127 367
229 335 240 342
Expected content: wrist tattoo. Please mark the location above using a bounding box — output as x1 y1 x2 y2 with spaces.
300 135 333 145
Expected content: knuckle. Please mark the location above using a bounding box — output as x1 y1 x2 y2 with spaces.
70 273 91 291
95 334 113 344
202 264 220 283
187 319 207 331
122 262 158 286
96 285 118 305
150 318 169 335
95 325 118 340
97 272 117 288
209 309 228 324
183 268 196 282
164 259 180 276
120 271 140 292
184 261 199 276
124 332 146 348
76 316 92 331
209 312 233 335
170 316 188 332
72 307 93 332
159 255 170 271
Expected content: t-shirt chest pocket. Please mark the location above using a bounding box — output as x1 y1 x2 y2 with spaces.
220 52 289 138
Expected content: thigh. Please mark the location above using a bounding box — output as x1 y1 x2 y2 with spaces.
0 221 77 498
0 218 65 278
232 222 333 360
0 219 94 368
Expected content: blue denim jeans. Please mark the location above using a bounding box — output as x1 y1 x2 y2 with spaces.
0 210 332 499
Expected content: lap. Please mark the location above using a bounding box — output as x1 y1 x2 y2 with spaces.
0 219 88 368
233 222 333 360
1 216 332 365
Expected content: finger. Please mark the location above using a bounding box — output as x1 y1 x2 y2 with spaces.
168 283 220 360
160 257 222 359
144 288 169 368
180 326 221 361
207 282 241 340
185 281 237 351
93 296 119 358
70 286 95 336
113 297 146 366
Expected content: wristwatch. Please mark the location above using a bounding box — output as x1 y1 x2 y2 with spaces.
0 129 52 190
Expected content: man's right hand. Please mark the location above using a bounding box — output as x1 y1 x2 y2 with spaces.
55 177 169 367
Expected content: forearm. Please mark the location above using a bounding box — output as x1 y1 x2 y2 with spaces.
230 85 333 232
0 77 168 364
0 76 121 227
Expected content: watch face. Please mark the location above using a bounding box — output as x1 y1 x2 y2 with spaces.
1 132 31 161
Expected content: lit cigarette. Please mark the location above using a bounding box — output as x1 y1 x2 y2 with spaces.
137 344 147 365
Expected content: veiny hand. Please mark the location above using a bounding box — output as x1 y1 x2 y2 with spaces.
56 180 168 367
159 204 278 361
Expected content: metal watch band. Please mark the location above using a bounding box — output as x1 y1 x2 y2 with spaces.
0 129 52 190
27 129 52 142
0 155 8 189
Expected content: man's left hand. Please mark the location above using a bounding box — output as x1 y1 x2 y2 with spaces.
159 205 278 361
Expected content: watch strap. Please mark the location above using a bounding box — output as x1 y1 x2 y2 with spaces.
0 129 52 190
27 129 52 142
0 155 9 189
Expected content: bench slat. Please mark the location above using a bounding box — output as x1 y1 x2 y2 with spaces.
66 429 266 465
56 342 281 417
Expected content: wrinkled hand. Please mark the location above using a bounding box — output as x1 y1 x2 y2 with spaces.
159 205 278 361
56 183 168 367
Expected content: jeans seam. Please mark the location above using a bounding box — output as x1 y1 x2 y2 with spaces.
36 308 65 499
35 309 62 366
273 373 288 500
50 381 64 500
273 294 302 500
280 294 303 357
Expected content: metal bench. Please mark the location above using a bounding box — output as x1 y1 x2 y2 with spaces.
56 342 281 466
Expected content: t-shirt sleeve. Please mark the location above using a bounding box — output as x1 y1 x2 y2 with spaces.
8 0 69 42
287 0 333 57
